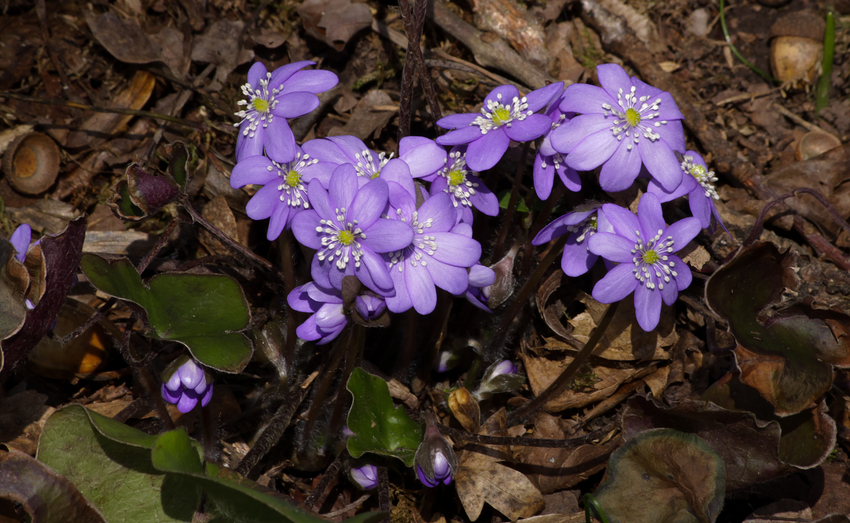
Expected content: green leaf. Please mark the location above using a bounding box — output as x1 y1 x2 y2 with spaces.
168 142 190 190
497 190 530 213
594 428 725 523
0 448 107 523
37 405 200 522
151 429 385 523
80 253 253 373
705 242 850 415
346 368 423 467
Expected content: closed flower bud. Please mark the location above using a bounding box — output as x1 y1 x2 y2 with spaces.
414 413 457 487
161 356 213 413
349 464 379 490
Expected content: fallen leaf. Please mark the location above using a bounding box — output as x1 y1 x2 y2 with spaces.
455 451 545 521
594 428 725 523
297 0 373 51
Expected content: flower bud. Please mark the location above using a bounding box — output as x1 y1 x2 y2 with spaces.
349 464 379 490
473 359 524 401
161 356 213 413
414 413 457 487
355 294 386 321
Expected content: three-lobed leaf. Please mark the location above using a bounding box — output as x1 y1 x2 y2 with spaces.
80 253 253 373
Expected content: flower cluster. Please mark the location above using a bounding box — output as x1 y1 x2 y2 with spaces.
230 63 571 346
228 57 729 491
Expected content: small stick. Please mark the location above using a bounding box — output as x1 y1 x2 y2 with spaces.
304 451 349 510
438 423 613 448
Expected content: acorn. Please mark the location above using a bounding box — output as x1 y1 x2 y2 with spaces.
769 11 825 89
3 132 61 195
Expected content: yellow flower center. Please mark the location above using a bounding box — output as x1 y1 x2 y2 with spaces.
337 230 355 245
252 98 270 113
625 108 641 127
690 165 706 179
448 169 465 186
642 249 660 264
285 170 301 187
491 106 512 126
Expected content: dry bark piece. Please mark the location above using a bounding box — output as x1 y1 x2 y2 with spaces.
327 90 396 141
64 71 156 150
297 0 373 51
199 194 242 256
471 0 549 69
3 132 60 196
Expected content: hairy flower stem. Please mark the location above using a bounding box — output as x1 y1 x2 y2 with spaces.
506 301 620 425
492 142 531 261
234 382 310 477
305 451 349 510
302 326 353 439
522 183 565 279
378 465 391 523
438 423 611 448
744 187 850 248
201 404 220 464
279 230 299 371
414 294 453 392
482 235 567 366
397 0 441 141
329 324 364 437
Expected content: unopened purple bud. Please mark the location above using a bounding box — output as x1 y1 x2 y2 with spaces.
491 360 518 377
414 413 457 488
355 294 386 321
161 356 213 413
350 464 379 490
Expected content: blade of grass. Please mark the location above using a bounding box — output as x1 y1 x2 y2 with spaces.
816 10 835 113
719 0 777 84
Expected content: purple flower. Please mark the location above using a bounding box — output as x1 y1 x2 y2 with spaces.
415 416 457 488
436 82 564 171
349 464 379 490
9 224 32 263
291 164 413 295
230 147 330 240
355 293 386 321
384 192 482 314
161 357 213 413
425 146 499 224
551 63 685 193
234 61 339 163
464 262 496 311
532 203 613 277
303 136 440 208
587 193 700 331
648 151 727 233
287 282 347 344
533 91 581 200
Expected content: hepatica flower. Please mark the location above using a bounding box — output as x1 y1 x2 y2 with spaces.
551 63 685 193
648 150 727 232
533 90 581 200
532 203 612 277
234 61 338 163
287 282 347 344
424 146 499 223
349 464 379 490
587 193 700 331
436 82 564 171
161 356 213 413
303 135 443 206
230 146 331 240
291 164 413 295
384 192 482 314
464 262 496 311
